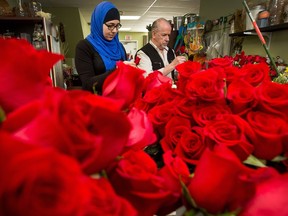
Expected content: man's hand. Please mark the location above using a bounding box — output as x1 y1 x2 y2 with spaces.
171 56 187 67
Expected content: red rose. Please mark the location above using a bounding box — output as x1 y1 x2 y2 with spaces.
134 83 181 113
174 129 206 165
157 151 191 215
0 38 63 114
245 111 288 160
175 61 202 78
124 107 157 152
236 63 271 87
224 66 240 86
160 116 192 152
2 88 131 175
208 56 233 68
192 103 232 127
0 131 136 216
187 146 262 214
202 114 255 161
102 61 145 110
88 178 137 216
226 80 257 116
134 56 141 65
255 81 288 120
175 61 202 92
143 71 173 93
239 173 288 216
174 97 197 120
107 150 173 216
184 67 226 102
148 101 177 137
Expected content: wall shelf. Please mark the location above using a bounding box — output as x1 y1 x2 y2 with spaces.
229 22 288 37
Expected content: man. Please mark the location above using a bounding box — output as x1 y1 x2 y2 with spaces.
135 18 186 79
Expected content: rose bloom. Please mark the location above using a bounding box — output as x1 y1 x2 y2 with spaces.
239 173 288 216
202 114 255 161
192 103 232 127
2 88 131 175
174 97 197 120
208 56 233 68
88 178 137 216
233 52 267 67
174 129 206 165
102 61 145 111
187 145 277 215
134 82 180 113
148 101 177 137
236 63 271 87
160 116 192 152
175 61 202 78
245 111 288 160
255 81 288 120
124 107 157 152
223 66 241 86
184 67 226 103
143 71 173 93
175 61 202 92
0 131 137 216
226 79 257 116
157 151 191 215
0 38 63 114
107 150 176 216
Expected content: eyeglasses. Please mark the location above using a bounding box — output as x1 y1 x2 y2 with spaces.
104 23 122 31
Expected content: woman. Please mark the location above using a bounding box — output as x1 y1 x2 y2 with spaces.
75 1 127 94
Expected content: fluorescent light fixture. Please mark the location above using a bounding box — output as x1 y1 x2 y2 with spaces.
120 16 140 20
119 27 131 31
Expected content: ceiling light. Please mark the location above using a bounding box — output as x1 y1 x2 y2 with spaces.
119 27 131 31
120 16 140 20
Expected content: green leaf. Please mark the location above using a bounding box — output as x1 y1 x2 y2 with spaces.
244 155 266 167
0 106 6 123
271 155 288 162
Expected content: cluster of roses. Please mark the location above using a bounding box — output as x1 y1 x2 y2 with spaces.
133 54 288 215
1 38 288 216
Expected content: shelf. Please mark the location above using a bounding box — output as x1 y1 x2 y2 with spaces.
229 22 288 37
0 16 43 21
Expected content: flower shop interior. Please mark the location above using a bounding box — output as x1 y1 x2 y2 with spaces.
1 0 288 216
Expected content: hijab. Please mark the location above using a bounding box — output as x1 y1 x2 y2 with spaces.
86 1 126 72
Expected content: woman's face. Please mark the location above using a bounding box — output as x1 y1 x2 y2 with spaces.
103 20 122 41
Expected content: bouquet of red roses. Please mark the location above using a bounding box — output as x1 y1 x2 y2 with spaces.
0 38 288 216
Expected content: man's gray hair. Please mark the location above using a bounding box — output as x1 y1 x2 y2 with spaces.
151 18 170 32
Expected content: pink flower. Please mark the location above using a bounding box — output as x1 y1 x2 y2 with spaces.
124 107 157 151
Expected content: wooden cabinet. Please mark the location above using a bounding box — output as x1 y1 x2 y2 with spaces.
0 16 64 88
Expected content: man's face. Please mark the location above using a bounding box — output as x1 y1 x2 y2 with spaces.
152 21 171 50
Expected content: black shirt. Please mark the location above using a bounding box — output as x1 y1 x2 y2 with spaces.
75 39 125 94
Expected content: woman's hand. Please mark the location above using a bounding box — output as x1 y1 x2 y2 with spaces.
123 61 137 67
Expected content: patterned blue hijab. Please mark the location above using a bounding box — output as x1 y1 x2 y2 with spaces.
86 1 126 71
